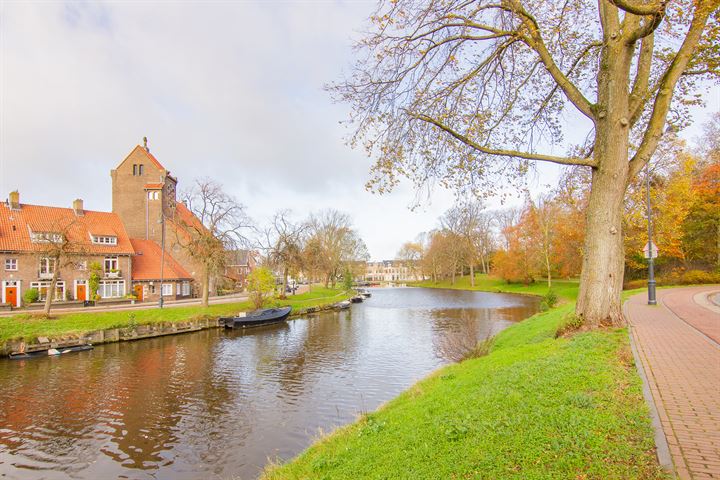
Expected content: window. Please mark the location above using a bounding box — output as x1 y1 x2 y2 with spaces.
139 164 144 175
133 164 138 175
182 281 190 296
147 191 160 200
76 260 87 271
31 232 62 243
39 258 55 276
161 283 173 296
92 235 117 245
149 284 156 294
99 280 125 298
5 258 17 271
104 256 119 271
30 281 65 301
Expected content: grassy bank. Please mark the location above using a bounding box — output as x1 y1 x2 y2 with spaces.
410 273 580 302
263 291 664 479
0 287 351 343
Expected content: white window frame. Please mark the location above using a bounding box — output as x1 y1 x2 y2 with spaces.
91 235 117 245
104 256 119 272
30 281 65 301
182 281 190 296
76 260 88 271
5 258 18 271
161 283 173 296
98 280 125 299
39 257 55 276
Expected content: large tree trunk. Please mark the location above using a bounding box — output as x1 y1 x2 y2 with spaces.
576 37 633 328
470 263 475 287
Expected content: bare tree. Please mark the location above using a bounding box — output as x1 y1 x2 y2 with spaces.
307 210 370 287
32 219 85 315
261 210 307 297
176 179 252 307
331 0 718 326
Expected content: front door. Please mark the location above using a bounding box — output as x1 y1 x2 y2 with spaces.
134 284 144 302
6 287 17 307
76 283 86 301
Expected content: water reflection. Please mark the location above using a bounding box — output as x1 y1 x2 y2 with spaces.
0 287 538 479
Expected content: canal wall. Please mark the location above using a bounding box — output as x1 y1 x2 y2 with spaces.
0 302 345 357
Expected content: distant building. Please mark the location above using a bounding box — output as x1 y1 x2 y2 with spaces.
223 249 258 290
0 192 134 306
364 260 419 283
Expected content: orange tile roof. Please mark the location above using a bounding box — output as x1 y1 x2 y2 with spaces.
129 239 192 281
0 202 134 254
144 183 164 189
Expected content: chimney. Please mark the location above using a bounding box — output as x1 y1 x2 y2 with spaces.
73 198 84 216
143 136 149 152
8 190 20 210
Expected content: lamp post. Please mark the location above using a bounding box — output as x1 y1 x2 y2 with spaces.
158 212 166 309
646 164 657 305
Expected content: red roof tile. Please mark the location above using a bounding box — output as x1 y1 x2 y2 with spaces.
129 239 192 281
144 183 164 189
0 203 134 254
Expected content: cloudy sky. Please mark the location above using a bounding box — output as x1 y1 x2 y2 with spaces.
0 1 717 260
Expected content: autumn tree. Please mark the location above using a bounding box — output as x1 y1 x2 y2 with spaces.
332 0 719 327
176 179 252 307
397 241 424 280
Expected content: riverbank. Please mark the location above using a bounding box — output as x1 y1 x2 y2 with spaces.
409 274 580 301
0 287 352 354
263 286 665 479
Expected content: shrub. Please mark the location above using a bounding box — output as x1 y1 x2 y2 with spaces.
23 288 40 305
247 267 276 310
681 269 720 285
539 290 559 311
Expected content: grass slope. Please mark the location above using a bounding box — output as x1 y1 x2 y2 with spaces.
0 287 350 343
410 274 580 302
263 303 664 479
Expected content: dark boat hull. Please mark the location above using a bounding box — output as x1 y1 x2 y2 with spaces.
221 307 292 329
9 344 93 360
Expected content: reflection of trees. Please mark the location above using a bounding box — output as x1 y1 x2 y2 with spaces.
429 303 539 362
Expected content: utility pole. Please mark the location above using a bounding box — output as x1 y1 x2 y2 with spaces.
646 164 657 306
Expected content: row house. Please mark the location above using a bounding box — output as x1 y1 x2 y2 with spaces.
365 260 419 283
0 192 134 307
223 249 258 290
129 239 193 302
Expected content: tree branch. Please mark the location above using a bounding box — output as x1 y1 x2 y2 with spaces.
629 33 654 125
503 0 596 122
628 3 714 179
410 111 597 167
607 0 666 16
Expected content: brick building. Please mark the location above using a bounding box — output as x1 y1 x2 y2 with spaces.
0 192 134 307
364 260 419 283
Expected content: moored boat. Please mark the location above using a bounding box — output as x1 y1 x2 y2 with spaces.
335 300 352 309
350 296 364 303
9 344 94 360
358 289 372 298
221 306 292 329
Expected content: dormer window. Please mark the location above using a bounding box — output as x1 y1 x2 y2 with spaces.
31 231 63 243
92 235 118 245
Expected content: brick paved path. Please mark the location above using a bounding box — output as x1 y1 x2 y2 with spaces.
625 286 720 479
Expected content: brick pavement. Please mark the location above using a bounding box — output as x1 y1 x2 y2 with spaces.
625 286 720 479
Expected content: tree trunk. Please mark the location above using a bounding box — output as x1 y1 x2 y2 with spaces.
201 267 210 307
470 263 475 287
545 252 552 289
576 38 633 328
43 265 59 316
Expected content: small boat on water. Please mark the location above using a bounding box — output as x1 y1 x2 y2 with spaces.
358 289 372 299
221 307 292 329
9 344 94 360
350 296 364 303
335 300 352 310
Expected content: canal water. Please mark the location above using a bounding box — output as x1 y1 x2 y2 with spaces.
0 287 538 480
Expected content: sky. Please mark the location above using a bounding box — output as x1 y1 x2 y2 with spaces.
0 1 717 260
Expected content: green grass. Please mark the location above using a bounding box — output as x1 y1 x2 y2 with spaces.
262 291 665 479
0 287 351 343
410 274 580 302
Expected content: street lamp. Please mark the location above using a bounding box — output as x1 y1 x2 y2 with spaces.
646 164 657 305
158 212 166 309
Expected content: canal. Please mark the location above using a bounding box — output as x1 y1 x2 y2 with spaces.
0 287 539 479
